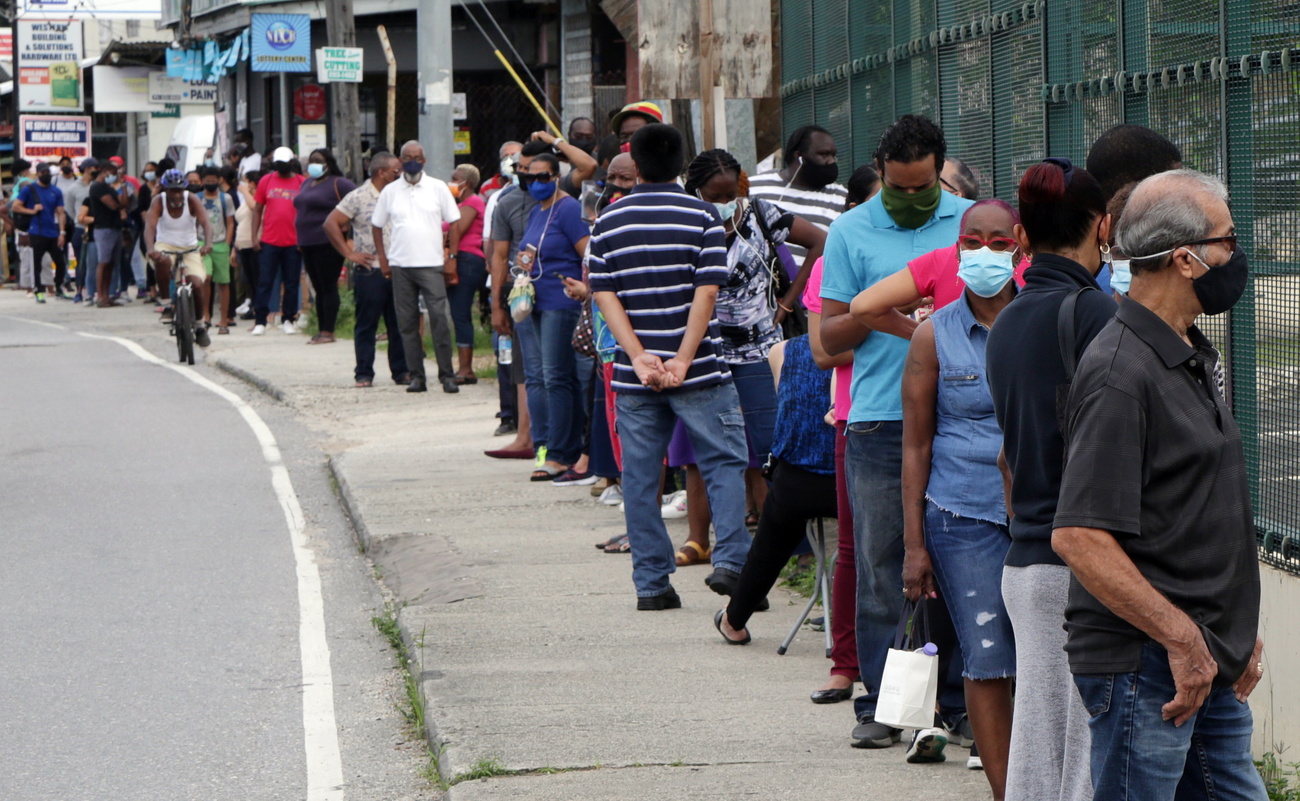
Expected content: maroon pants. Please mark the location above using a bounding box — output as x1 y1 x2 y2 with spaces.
831 421 859 679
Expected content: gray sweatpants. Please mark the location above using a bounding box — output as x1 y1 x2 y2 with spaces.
391 266 455 382
1001 563 1093 801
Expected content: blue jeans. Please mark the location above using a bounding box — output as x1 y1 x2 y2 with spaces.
729 360 778 468
616 382 750 597
255 244 302 326
532 306 585 465
353 267 407 382
515 310 548 449
589 360 619 479
447 252 488 348
1074 641 1266 800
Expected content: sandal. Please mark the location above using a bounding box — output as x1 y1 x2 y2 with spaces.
603 534 631 554
454 373 478 385
675 541 712 566
596 534 625 550
745 511 761 528
355 379 373 388
217 325 230 335
530 463 568 482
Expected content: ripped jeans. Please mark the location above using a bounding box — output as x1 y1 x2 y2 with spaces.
926 499 1017 679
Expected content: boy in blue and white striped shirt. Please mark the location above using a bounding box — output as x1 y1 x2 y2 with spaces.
590 123 752 611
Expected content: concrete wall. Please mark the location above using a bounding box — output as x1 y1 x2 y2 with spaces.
1250 563 1300 756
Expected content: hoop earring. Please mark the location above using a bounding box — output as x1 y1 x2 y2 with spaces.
1099 242 1112 256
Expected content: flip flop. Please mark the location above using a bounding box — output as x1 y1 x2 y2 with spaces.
675 541 712 566
714 609 751 645
530 464 568 482
355 380 373 388
603 534 631 554
596 534 625 550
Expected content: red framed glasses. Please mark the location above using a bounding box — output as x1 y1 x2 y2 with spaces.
957 235 1018 253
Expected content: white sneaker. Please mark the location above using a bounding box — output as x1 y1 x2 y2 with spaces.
661 489 688 519
236 299 251 315
905 728 948 764
295 317 308 330
282 320 296 335
598 484 624 506
250 324 266 336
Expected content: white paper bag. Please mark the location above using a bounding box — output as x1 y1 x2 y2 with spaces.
875 647 939 730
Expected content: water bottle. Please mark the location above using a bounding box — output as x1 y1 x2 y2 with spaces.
497 335 513 366
915 642 938 657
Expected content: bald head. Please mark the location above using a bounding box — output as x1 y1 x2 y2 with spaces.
607 152 636 190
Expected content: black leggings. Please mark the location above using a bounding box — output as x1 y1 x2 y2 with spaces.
727 460 838 630
301 243 344 332
239 247 258 303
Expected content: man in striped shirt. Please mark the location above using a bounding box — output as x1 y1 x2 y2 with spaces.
590 123 751 611
749 125 848 315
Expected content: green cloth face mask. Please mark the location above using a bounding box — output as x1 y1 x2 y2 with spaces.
880 182 942 229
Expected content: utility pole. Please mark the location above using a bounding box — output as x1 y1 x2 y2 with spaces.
699 0 716 151
417 0 454 177
324 0 362 180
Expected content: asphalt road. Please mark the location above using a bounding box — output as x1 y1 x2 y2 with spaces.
0 312 431 800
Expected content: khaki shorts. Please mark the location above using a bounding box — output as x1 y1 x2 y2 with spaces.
157 242 206 281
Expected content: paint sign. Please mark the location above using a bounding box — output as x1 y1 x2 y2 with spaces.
16 20 84 111
148 72 219 104
19 114 91 161
315 47 363 83
251 13 311 73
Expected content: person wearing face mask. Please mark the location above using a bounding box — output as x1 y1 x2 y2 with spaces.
819 114 975 754
293 148 356 344
13 162 67 302
1053 169 1263 800
1101 182 1139 300
55 157 79 192
530 128 597 199
250 147 307 335
749 125 848 321
984 156 1119 801
198 167 238 334
898 204 1020 797
371 140 463 394
678 148 826 561
88 161 128 307
446 164 487 382
64 158 98 302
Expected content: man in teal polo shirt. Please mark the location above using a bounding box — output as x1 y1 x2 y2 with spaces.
819 115 974 751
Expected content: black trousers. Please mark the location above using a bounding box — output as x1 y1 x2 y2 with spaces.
29 234 67 289
301 243 344 332
727 460 838 630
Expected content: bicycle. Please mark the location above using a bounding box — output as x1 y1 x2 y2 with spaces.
154 246 204 364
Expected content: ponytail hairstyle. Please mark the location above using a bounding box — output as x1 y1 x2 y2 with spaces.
684 148 743 197
1017 157 1107 251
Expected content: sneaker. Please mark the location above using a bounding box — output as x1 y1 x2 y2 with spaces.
34 291 45 304
73 293 83 303
295 317 309 330
598 483 624 506
552 469 598 487
194 325 211 348
533 445 549 469
636 586 682 611
966 741 982 770
493 419 517 437
905 728 948 763
282 320 296 335
250 324 267 336
850 715 901 749
236 299 251 315
160 306 175 321
944 712 975 749
661 489 688 519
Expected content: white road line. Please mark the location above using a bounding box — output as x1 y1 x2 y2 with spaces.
6 318 346 801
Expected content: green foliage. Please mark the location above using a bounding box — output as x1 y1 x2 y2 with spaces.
779 556 819 601
1258 751 1300 801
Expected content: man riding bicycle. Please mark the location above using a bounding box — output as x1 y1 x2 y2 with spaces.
145 169 214 345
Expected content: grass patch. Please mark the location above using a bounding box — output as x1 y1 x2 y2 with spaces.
779 556 818 600
371 605 425 734
1259 750 1300 800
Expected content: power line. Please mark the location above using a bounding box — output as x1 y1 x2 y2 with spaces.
461 0 560 121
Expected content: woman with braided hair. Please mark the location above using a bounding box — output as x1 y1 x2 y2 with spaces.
671 149 828 568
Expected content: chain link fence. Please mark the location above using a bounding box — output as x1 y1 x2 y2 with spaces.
779 0 1300 574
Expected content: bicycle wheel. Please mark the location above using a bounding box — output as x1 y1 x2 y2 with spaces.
175 285 196 365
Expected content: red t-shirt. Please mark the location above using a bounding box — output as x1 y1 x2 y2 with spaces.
907 243 1030 308
254 172 306 247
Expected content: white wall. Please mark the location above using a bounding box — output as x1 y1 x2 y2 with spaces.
1250 563 1300 756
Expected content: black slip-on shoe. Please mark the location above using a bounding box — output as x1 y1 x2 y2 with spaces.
636 586 682 611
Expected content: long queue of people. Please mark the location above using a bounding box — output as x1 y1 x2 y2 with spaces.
5 105 1265 801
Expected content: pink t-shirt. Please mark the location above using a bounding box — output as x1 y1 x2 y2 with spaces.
802 257 853 422
907 243 1030 308
456 194 486 258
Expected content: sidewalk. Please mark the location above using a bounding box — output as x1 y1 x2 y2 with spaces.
4 290 989 800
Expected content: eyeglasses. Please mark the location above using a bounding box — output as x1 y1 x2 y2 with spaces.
519 172 556 185
1183 235 1238 253
939 176 957 192
957 235 1019 253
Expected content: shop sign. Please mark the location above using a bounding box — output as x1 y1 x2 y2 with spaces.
316 47 363 83
19 114 91 161
251 13 311 73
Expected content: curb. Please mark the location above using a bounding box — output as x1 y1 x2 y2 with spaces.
211 357 287 402
328 455 376 553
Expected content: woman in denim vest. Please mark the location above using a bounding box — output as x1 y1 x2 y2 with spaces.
900 200 1020 798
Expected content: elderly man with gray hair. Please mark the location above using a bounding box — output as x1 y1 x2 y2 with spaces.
1051 168 1264 799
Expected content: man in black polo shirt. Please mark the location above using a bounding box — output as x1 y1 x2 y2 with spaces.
1053 169 1264 799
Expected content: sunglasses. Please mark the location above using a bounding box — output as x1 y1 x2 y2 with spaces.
519 172 556 185
957 235 1018 253
1184 235 1238 253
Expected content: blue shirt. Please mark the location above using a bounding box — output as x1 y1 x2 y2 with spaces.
18 182 64 238
771 335 835 474
927 293 1006 524
820 190 974 422
520 195 589 311
588 183 731 395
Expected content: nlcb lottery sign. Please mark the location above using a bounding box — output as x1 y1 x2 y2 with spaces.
251 13 311 73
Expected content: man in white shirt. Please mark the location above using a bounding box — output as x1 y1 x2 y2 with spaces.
372 140 462 394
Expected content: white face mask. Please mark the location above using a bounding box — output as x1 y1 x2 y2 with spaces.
1110 259 1132 294
956 246 1016 298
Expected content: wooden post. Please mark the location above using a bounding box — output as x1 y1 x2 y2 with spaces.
699 0 716 151
376 25 397 154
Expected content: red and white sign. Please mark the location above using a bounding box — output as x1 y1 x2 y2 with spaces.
293 83 326 121
0 29 14 61
19 114 92 161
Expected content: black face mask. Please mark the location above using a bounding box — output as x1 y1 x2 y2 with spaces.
203 182 220 193
37 174 52 185
61 166 73 175
187 183 202 194
798 157 839 189
570 136 597 154
1190 246 1249 316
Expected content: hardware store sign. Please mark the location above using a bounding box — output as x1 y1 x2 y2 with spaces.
17 20 84 111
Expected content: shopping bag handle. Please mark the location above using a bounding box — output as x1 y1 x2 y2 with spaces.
892 597 934 651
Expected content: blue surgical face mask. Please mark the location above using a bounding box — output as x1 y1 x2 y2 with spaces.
204 158 216 167
143 170 156 181
957 246 1016 298
528 178 557 201
105 174 118 185
306 163 326 179
1110 259 1132 294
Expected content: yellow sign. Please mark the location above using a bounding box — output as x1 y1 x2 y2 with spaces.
453 129 471 156
49 62 80 108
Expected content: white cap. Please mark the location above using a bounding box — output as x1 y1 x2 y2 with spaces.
272 146 296 163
